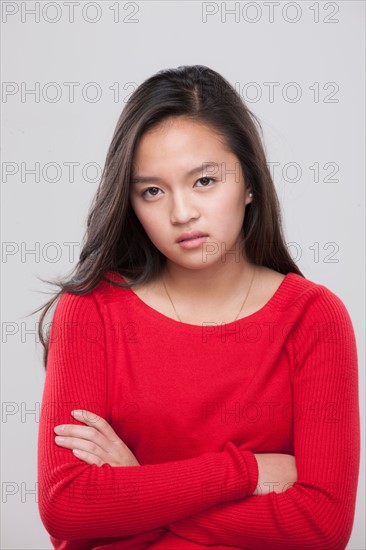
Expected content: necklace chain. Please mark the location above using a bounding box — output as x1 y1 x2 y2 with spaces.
162 266 257 324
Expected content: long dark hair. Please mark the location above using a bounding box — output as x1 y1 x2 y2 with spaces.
31 64 304 370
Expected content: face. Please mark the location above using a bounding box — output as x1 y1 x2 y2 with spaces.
128 117 253 271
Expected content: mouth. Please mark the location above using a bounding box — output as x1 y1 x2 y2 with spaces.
176 233 209 243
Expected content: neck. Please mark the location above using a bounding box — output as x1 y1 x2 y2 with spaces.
162 253 256 304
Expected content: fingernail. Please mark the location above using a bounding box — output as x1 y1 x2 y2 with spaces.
54 425 65 432
72 410 82 416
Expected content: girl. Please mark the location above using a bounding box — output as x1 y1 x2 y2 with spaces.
35 65 360 549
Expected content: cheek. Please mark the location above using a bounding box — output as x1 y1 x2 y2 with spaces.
208 194 245 230
129 197 152 230
132 205 166 242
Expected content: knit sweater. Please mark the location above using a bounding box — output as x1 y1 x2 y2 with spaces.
37 270 360 550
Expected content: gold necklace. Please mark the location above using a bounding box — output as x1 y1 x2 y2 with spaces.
162 265 257 324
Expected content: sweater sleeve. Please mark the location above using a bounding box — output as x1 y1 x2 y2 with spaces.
166 288 361 550
37 291 259 541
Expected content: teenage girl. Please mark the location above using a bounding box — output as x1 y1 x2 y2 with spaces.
35 65 360 550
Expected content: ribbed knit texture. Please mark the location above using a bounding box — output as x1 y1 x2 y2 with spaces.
37 271 360 549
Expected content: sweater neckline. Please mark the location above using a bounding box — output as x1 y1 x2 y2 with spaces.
123 272 297 330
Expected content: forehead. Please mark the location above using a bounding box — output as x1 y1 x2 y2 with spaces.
148 116 218 133
133 118 230 163
130 119 241 185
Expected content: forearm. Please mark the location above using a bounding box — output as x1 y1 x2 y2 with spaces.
39 437 258 539
167 473 356 550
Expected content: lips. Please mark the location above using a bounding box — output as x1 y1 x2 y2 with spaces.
176 232 208 243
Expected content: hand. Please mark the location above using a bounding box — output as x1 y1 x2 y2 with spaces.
54 409 140 467
253 453 297 495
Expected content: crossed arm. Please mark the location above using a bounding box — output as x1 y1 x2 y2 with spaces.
39 290 360 548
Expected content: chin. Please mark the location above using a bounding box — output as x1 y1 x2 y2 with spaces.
167 257 218 271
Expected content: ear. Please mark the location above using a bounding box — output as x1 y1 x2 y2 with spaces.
245 189 253 206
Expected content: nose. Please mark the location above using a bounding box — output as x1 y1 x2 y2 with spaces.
170 191 200 224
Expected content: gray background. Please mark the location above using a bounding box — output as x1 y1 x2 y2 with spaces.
1 1 365 548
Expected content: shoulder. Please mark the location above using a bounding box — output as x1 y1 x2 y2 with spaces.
278 273 357 358
285 272 352 320
262 269 356 345
283 277 359 381
266 268 351 319
53 270 129 322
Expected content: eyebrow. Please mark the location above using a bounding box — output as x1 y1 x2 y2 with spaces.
131 162 219 184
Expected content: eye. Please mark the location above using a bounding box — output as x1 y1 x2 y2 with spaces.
139 177 216 199
140 187 161 198
195 177 216 187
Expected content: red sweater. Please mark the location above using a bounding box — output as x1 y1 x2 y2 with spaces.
37 270 360 549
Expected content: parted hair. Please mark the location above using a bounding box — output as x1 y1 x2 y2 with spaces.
30 64 304 370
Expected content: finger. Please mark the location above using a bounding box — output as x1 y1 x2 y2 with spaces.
72 448 104 466
71 410 120 442
54 435 105 466
55 425 111 453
